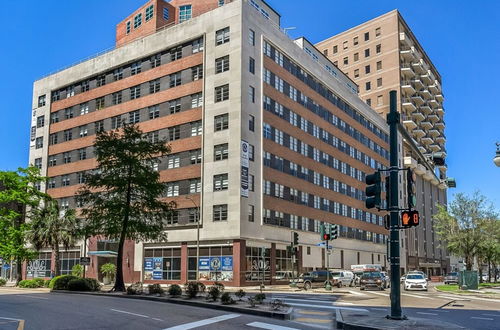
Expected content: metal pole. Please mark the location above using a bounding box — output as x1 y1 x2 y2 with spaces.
387 90 403 319
196 207 200 281
326 240 331 290
83 237 87 279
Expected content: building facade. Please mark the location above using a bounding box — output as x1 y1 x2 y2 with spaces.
28 0 393 285
315 10 449 276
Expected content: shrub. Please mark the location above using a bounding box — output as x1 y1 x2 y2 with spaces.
235 289 246 301
32 278 45 287
198 282 206 293
126 282 143 295
220 292 235 305
44 279 51 288
68 278 91 291
207 285 221 302
168 284 182 297
19 280 40 288
148 283 164 295
185 281 200 298
254 293 266 304
51 275 79 290
83 278 101 291
0 278 7 287
213 282 225 292
100 263 116 282
71 264 84 277
247 297 256 308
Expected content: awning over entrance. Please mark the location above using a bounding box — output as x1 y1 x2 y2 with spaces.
88 251 118 258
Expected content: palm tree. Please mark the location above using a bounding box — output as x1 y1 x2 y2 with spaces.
27 198 80 277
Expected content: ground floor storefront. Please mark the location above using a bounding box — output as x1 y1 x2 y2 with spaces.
406 256 450 277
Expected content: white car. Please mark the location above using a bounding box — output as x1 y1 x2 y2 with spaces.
404 274 428 291
330 270 355 287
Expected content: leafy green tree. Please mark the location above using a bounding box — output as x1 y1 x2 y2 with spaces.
78 124 175 291
477 219 500 282
27 198 80 277
433 192 498 271
0 167 45 284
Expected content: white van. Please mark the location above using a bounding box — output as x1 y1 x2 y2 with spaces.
329 270 355 287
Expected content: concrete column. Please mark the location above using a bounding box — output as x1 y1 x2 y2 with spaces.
232 239 246 287
180 242 188 283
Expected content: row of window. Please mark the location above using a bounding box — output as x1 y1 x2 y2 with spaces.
263 151 365 202
263 90 388 161
351 61 383 78
263 209 387 245
263 41 388 144
339 44 382 66
44 38 203 105
327 27 382 55
126 4 158 34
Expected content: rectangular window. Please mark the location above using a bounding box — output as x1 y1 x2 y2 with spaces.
64 108 73 119
375 27 381 37
191 93 203 108
249 29 255 46
112 91 122 105
343 57 348 65
215 55 229 73
169 98 181 114
36 115 45 128
353 36 359 46
34 158 42 169
50 112 59 124
147 131 159 143
377 95 383 106
249 115 255 132
249 144 255 161
249 57 255 74
215 84 229 102
343 41 348 49
126 21 131 34
214 113 229 131
49 133 58 145
131 61 142 75
169 72 181 87
323 49 328 56
376 44 381 53
190 150 202 164
149 105 160 119
366 98 371 106
38 95 46 107
365 65 371 74
150 54 161 68
248 205 254 222
190 121 202 136
213 204 228 221
149 79 160 93
111 116 123 129
192 38 203 53
191 65 203 81
248 86 255 103
365 48 370 57
80 103 89 116
61 175 70 187
79 125 88 138
354 69 359 78
364 32 369 41
189 179 201 193
249 174 254 191
333 45 338 54
81 80 90 92
163 7 169 20
215 27 230 45
168 126 180 141
354 52 359 61
51 91 60 102
145 5 154 21
66 86 74 98
130 85 141 99
48 156 57 167
167 155 180 169
113 68 123 81
47 178 56 189
366 82 371 91
134 13 142 28
97 75 106 87
78 172 86 184
218 0 225 6
214 143 229 161
170 46 182 61
179 5 192 22
377 61 382 70
166 183 179 197
78 148 87 161
129 110 140 124
95 120 104 133
63 129 72 141
96 97 105 110
63 152 71 164
213 174 228 191
377 77 382 87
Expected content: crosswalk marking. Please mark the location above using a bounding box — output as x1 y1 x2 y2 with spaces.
348 290 367 296
402 293 434 299
364 291 388 296
286 302 368 312
416 312 438 316
471 317 493 321
295 310 330 316
276 297 335 304
163 314 240 330
247 322 299 330
294 317 331 324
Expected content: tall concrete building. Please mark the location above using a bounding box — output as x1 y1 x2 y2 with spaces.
316 10 449 276
28 0 392 286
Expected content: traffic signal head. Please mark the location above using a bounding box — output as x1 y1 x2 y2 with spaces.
323 223 330 241
407 169 417 209
293 232 299 246
401 210 420 228
365 171 382 209
330 224 339 240
323 233 331 241
319 223 325 240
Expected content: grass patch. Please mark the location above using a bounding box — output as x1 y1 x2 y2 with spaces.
479 283 499 288
436 284 498 294
436 285 459 291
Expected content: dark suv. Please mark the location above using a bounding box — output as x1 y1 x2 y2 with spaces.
360 271 384 291
295 270 337 290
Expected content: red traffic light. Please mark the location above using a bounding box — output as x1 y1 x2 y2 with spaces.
401 210 419 227
323 233 330 240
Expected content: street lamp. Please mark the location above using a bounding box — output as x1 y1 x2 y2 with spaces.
185 196 200 281
494 142 500 167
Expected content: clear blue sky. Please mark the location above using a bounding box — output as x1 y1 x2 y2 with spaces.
0 0 499 207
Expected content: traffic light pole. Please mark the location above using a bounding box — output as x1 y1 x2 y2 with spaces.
387 90 403 320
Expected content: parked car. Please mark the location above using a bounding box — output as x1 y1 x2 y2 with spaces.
400 274 407 283
360 271 384 291
295 270 338 290
273 271 294 281
330 270 355 287
404 273 428 291
444 272 459 285
380 271 390 288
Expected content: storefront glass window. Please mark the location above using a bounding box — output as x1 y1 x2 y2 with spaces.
188 246 233 281
60 251 80 275
144 248 182 280
27 252 52 278
245 247 270 282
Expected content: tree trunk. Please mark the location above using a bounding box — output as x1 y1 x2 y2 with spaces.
16 257 22 285
113 166 133 292
465 255 473 271
54 244 61 277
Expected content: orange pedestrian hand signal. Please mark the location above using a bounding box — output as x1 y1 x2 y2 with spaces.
401 210 420 228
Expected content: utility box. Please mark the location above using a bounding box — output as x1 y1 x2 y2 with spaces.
459 270 478 290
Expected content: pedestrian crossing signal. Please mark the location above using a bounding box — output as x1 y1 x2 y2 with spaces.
401 210 419 228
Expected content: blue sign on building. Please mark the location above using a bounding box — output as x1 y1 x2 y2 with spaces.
152 271 163 280
144 258 153 271
199 258 210 271
221 256 233 271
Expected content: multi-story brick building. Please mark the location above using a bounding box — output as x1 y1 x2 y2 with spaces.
28 0 393 286
316 10 449 276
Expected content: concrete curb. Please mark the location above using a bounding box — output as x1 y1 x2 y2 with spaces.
50 290 293 320
434 287 500 299
335 309 378 330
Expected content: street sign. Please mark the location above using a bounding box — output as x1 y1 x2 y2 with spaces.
316 242 332 249
79 257 90 266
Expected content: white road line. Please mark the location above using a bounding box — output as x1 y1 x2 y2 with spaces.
163 314 240 330
433 310 450 313
401 293 433 299
0 317 23 321
471 317 493 321
364 291 388 296
279 297 335 304
286 302 368 312
438 294 499 303
110 309 150 319
247 321 299 330
481 313 499 317
416 312 438 316
370 308 387 311
152 318 164 321
334 302 354 305
18 295 49 300
348 290 366 296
